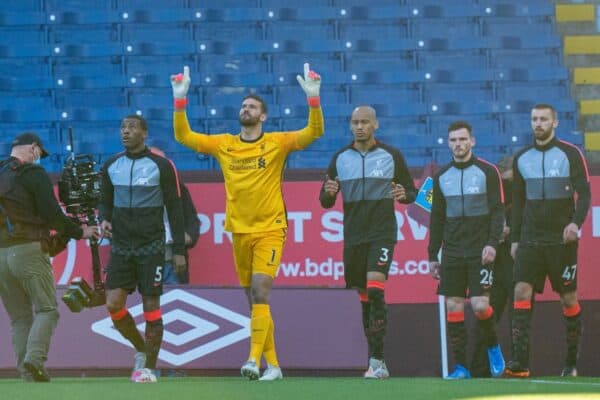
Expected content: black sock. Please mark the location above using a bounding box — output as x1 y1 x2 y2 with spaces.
512 308 532 367
564 312 582 367
476 311 498 347
361 300 373 359
367 286 387 360
144 319 164 369
448 321 467 367
112 312 145 352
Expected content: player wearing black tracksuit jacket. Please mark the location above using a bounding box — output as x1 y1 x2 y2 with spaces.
319 106 416 378
428 121 505 379
505 104 591 378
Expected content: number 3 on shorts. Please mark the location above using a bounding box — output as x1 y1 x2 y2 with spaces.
154 265 163 283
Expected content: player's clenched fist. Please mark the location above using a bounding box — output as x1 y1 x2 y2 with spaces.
171 65 191 109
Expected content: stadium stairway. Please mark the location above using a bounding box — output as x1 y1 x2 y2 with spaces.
555 0 600 162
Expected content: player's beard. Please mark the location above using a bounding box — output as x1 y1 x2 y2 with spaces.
239 113 261 127
534 127 552 142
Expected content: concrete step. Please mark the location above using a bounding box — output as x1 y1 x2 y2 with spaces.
556 22 597 36
564 54 600 68
578 114 600 131
571 84 600 100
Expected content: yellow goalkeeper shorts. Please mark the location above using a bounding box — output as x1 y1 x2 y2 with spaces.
232 229 286 287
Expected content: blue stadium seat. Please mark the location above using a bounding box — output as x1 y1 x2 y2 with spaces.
497 83 568 103
428 100 504 116
351 85 421 104
497 67 568 83
353 38 416 53
194 22 262 41
123 41 194 56
0 27 46 44
190 0 259 7
286 151 331 169
51 43 123 57
0 44 50 58
350 70 426 85
378 119 428 136
482 19 555 37
278 85 347 106
489 49 562 68
0 95 53 110
429 115 502 137
118 9 193 23
1 107 56 123
410 18 479 38
59 107 130 122
487 35 561 50
0 76 54 91
276 7 345 21
202 7 270 22
338 21 408 40
344 52 416 73
346 6 412 20
0 12 46 26
129 87 194 108
335 0 401 6
207 73 274 88
198 54 268 75
414 3 482 18
425 84 494 102
205 89 273 107
48 10 120 24
0 142 12 157
126 54 195 76
417 50 487 70
55 88 128 108
46 0 113 10
54 74 125 90
122 23 191 42
118 0 185 8
0 0 41 11
53 58 123 78
0 124 56 151
483 2 554 18
49 25 119 44
266 21 335 40
0 61 50 76
374 102 428 118
196 40 281 55
271 53 342 74
424 68 495 84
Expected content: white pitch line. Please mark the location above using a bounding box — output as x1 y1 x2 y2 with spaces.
494 378 600 386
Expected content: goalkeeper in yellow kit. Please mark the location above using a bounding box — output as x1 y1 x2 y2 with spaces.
170 64 323 381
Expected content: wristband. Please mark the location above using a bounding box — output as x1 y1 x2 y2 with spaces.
307 96 320 107
174 98 188 109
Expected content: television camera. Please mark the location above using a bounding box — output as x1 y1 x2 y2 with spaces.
58 128 105 312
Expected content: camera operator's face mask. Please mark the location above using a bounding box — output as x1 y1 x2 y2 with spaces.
32 144 41 164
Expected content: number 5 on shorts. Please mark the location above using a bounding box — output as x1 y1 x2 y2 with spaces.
154 265 163 283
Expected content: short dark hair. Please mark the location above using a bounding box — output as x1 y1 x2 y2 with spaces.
532 103 557 119
242 94 268 114
447 120 472 136
123 114 148 131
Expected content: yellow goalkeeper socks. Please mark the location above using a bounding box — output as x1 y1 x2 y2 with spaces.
248 304 270 364
262 317 279 367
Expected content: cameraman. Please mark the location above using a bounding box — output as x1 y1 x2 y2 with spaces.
0 132 99 382
99 115 186 383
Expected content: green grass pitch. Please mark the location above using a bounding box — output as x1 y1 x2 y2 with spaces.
2 376 600 400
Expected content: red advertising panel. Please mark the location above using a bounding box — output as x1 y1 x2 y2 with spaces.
51 178 600 304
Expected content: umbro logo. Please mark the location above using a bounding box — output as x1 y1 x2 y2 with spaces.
91 289 250 366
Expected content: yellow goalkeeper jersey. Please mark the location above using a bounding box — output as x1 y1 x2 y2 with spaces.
174 107 324 233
